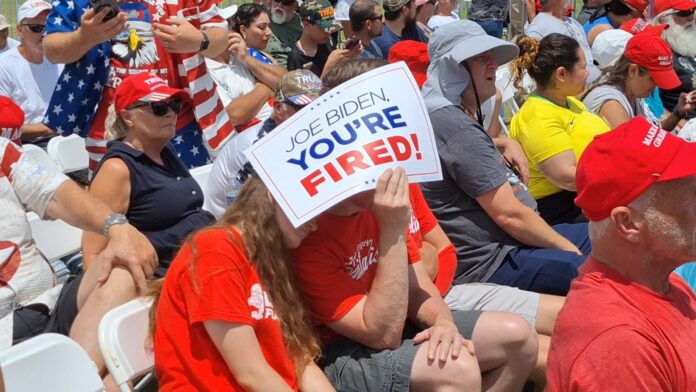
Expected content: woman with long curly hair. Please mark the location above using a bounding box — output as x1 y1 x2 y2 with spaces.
151 176 335 391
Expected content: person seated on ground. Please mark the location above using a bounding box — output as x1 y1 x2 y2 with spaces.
414 0 435 38
205 70 323 218
288 0 361 77
408 183 564 390
152 176 336 391
583 31 694 130
349 0 386 59
525 0 600 84
266 0 303 68
546 116 696 391
291 58 538 392
207 4 287 132
509 34 610 225
427 0 459 31
582 0 646 44
373 0 429 59
1 133 156 347
74 73 215 384
650 0 696 123
422 21 591 297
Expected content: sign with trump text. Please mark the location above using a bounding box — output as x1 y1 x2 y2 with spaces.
246 62 442 227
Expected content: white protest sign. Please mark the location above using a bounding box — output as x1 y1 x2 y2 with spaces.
246 62 442 227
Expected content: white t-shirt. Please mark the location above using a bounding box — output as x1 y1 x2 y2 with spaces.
335 0 354 21
205 56 273 126
0 137 68 330
427 12 460 30
0 48 63 125
0 38 18 55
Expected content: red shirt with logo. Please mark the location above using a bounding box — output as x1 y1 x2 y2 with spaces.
154 227 298 391
546 257 696 392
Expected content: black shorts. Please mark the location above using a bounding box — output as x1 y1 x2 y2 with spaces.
12 270 84 345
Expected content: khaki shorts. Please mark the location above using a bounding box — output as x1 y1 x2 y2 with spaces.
444 283 540 326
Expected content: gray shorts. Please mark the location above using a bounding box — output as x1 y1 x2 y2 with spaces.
444 283 540 326
320 310 482 392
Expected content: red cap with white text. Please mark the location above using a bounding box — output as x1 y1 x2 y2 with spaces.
114 73 190 114
624 32 681 90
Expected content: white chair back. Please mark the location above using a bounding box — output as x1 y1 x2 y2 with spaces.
21 144 58 171
27 212 83 261
190 164 213 200
47 134 89 173
98 297 154 392
0 333 105 392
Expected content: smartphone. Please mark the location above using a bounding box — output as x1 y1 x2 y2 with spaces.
89 0 118 22
344 35 359 50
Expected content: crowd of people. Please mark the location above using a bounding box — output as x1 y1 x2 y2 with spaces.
1 0 696 390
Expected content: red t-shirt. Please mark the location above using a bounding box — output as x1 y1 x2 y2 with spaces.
154 228 298 391
408 184 456 295
546 257 696 392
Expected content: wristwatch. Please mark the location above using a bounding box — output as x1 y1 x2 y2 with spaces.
199 31 210 52
102 213 128 237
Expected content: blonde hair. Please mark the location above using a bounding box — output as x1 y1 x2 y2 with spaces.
148 177 320 378
105 104 128 140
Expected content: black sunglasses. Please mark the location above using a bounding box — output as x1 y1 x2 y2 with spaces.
369 14 384 21
675 9 695 17
21 24 45 33
129 100 183 116
273 0 297 5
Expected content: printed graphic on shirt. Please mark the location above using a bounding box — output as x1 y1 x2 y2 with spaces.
408 212 420 236
248 283 277 320
0 242 20 287
346 238 378 280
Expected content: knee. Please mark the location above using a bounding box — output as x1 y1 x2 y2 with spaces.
499 315 538 365
447 353 482 390
413 350 482 391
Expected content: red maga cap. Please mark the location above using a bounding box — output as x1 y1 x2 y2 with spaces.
0 96 24 129
654 0 696 15
619 18 668 35
624 32 680 90
388 40 429 88
575 116 696 221
623 0 649 12
114 72 190 114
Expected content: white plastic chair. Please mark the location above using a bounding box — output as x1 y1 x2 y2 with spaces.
47 134 89 173
0 333 105 392
98 297 154 392
21 144 59 171
190 163 213 199
27 212 83 261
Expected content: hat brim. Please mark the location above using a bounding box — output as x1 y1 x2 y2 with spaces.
649 67 681 90
220 5 238 20
449 34 519 66
672 2 696 11
19 6 51 22
286 92 318 106
317 19 342 33
658 138 696 182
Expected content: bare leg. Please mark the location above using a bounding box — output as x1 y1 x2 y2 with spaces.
470 312 538 392
535 294 565 336
529 334 549 391
410 341 482 392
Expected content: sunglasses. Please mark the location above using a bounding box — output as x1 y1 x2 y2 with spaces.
129 100 183 116
21 24 45 33
273 0 297 5
675 9 695 17
369 14 384 21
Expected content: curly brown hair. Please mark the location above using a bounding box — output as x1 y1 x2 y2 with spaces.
148 176 320 379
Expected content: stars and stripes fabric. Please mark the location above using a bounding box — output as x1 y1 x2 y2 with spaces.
44 0 235 162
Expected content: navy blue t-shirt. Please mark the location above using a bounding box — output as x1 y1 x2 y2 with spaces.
372 23 429 59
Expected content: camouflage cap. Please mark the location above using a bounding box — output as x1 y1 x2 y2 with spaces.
298 0 342 33
276 70 323 106
383 0 410 12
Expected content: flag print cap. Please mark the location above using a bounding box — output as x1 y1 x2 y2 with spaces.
275 70 323 107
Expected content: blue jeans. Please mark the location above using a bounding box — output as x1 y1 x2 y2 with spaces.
471 19 505 38
488 223 591 295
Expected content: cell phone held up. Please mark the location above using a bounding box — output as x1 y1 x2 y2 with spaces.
344 35 359 50
89 0 118 22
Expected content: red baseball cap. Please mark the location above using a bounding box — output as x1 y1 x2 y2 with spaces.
114 72 190 114
654 0 696 15
388 40 429 88
623 0 649 12
619 18 669 35
624 32 680 90
575 116 696 221
0 96 24 129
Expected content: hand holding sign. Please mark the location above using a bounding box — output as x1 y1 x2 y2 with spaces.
246 62 442 227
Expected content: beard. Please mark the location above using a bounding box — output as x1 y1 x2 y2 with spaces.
663 16 696 57
270 5 295 24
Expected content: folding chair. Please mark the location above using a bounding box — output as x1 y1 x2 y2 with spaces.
190 163 213 203
47 134 89 173
21 144 59 171
0 333 105 392
27 212 83 262
98 297 155 392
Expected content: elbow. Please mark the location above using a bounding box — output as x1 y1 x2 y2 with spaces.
225 106 251 126
368 333 402 350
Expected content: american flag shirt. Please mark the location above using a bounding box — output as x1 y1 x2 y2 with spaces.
45 0 234 169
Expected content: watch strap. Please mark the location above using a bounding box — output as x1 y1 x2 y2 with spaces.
102 213 128 237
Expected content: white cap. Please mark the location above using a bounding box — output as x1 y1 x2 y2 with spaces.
0 15 10 30
17 0 52 24
219 4 238 20
592 29 633 70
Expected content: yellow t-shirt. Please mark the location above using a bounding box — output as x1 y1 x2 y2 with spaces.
510 95 610 199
